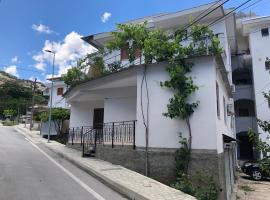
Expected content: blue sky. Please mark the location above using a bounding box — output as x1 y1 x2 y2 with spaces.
0 0 269 82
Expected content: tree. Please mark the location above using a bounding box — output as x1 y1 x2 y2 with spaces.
3 109 16 118
40 108 70 135
63 66 85 86
106 22 222 199
0 81 47 116
249 92 270 175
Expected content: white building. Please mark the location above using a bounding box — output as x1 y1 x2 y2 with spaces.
40 77 69 136
235 16 270 160
45 77 69 109
65 3 236 200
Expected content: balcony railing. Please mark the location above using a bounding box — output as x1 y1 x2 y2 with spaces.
68 120 136 156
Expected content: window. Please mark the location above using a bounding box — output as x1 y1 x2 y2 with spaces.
216 82 220 119
120 44 129 60
57 87 64 96
261 28 269 37
265 57 270 70
223 97 227 125
120 42 141 61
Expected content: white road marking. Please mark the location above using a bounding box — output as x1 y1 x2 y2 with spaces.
24 137 106 200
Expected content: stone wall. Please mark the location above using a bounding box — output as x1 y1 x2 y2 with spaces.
95 146 234 200
95 145 177 185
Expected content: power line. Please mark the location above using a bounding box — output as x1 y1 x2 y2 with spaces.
183 0 230 31
208 0 252 27
240 0 265 12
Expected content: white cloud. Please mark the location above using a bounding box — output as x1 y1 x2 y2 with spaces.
32 23 55 34
11 56 19 63
34 62 46 71
4 65 19 77
32 31 96 76
101 12 111 23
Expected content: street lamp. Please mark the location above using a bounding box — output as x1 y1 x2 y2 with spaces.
44 49 55 143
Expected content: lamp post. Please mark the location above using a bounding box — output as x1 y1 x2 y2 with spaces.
44 49 55 143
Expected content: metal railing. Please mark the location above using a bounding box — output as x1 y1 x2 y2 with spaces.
68 120 136 156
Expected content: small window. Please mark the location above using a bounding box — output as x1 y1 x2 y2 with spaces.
223 97 227 125
57 87 64 96
261 28 269 37
120 42 141 61
265 57 270 70
268 98 270 108
216 82 220 119
120 44 129 61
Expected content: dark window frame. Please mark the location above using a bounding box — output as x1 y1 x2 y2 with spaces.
216 82 220 119
223 96 227 125
57 87 64 96
261 28 269 37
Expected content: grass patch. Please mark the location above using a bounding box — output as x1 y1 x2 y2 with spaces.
239 185 255 192
2 121 18 126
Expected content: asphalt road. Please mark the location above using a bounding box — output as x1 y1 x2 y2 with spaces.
0 126 127 200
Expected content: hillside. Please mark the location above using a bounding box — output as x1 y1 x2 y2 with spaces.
0 71 46 91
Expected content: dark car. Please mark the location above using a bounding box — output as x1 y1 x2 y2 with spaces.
241 162 270 180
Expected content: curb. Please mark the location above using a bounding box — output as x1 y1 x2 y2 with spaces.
14 125 196 200
14 126 147 200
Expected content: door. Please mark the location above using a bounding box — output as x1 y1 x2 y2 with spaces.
93 108 104 144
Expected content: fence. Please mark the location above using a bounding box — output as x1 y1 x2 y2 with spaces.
68 120 136 156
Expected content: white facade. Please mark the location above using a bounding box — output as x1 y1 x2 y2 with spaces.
65 3 236 154
239 16 270 143
46 79 69 109
66 59 234 153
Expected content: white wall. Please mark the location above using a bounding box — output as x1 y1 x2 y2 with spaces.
48 81 69 108
136 59 218 150
104 97 136 123
69 101 104 127
249 27 270 142
215 66 235 153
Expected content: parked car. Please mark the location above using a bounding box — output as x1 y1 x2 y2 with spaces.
241 161 270 180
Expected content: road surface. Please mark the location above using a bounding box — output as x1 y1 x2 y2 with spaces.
0 126 127 200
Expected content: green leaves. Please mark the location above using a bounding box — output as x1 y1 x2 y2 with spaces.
3 109 16 117
39 108 70 121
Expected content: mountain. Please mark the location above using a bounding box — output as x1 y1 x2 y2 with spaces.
0 71 46 91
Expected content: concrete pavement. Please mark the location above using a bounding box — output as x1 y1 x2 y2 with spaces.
0 125 126 200
15 124 196 200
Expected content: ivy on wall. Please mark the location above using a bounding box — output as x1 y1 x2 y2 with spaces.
106 22 222 200
65 21 223 199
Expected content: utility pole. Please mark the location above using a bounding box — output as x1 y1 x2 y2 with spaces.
30 78 37 130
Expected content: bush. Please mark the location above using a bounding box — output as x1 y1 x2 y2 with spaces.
172 171 220 200
2 121 18 126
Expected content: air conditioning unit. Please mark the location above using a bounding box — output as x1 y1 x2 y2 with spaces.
227 103 234 116
231 84 236 93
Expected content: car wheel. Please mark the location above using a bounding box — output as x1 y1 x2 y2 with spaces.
252 170 262 181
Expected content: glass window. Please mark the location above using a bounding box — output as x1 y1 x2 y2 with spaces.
57 87 64 96
261 28 269 37
216 82 220 119
223 97 227 125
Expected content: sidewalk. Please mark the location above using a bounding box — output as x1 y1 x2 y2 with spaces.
236 173 270 200
15 124 196 200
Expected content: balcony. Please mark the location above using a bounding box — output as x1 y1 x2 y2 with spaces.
233 85 254 101
235 116 257 133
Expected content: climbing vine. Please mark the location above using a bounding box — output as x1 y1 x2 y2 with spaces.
66 21 222 199
106 22 222 199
